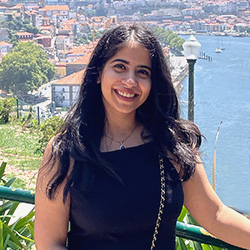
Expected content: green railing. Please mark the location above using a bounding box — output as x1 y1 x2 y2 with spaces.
0 186 245 250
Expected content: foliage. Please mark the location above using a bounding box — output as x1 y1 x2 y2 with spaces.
38 116 64 152
153 27 185 54
0 162 35 249
1 16 39 35
0 42 55 95
0 98 15 124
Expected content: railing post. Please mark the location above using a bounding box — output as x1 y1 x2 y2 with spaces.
16 98 19 119
187 59 196 122
37 106 40 125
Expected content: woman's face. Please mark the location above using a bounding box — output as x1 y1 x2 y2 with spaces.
99 43 152 117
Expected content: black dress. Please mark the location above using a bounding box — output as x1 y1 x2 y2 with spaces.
68 142 184 250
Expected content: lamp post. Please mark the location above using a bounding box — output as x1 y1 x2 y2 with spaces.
183 35 201 122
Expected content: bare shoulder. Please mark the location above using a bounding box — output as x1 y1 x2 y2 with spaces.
36 136 74 195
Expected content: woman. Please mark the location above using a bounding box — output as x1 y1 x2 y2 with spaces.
35 24 250 250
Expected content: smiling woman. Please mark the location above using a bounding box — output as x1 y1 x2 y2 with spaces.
34 24 250 250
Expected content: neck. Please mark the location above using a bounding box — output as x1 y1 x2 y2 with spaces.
105 119 137 142
104 111 137 140
101 110 148 152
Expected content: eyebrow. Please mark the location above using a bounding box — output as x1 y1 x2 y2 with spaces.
110 59 152 71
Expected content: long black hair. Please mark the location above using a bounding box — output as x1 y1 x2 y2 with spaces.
43 24 202 201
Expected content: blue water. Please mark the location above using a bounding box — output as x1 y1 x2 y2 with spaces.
179 35 250 213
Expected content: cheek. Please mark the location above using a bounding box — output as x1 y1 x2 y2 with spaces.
101 83 110 99
143 81 152 97
100 70 117 87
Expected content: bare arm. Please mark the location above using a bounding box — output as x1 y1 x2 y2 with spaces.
35 138 71 250
183 156 250 249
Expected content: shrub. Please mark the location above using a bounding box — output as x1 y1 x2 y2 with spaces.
38 115 64 152
0 97 15 124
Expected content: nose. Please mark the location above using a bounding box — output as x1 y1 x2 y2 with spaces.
121 72 137 87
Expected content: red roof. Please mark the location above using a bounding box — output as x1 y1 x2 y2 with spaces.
40 5 69 11
68 53 92 65
54 69 85 85
0 41 12 46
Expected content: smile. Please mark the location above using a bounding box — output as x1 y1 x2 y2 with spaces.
117 90 136 98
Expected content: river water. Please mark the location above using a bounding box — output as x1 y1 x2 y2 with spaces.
179 35 250 213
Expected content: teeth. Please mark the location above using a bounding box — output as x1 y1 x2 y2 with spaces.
117 90 135 98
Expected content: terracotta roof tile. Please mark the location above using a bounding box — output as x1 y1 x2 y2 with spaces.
68 45 87 55
40 5 69 11
0 41 12 46
54 69 85 85
68 53 92 65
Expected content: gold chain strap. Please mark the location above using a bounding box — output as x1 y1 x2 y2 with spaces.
150 156 166 250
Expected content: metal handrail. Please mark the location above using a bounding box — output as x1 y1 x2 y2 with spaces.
0 186 35 204
0 186 245 250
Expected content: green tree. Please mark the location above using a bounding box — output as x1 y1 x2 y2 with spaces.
0 42 55 94
170 37 181 48
153 27 185 54
24 23 39 34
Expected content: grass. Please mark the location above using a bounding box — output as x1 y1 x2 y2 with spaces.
0 123 42 190
7 158 41 171
0 124 42 158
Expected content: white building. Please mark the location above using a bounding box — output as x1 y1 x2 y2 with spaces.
52 69 85 107
0 41 13 55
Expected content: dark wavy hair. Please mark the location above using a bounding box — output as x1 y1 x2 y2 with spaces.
44 24 202 201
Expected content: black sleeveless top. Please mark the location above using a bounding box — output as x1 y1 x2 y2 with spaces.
68 142 184 250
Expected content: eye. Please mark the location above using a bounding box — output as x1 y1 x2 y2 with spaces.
137 69 151 78
114 64 126 71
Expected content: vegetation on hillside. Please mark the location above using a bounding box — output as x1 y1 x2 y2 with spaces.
0 16 39 46
153 27 185 55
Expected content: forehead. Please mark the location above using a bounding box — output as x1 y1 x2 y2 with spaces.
108 43 151 66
